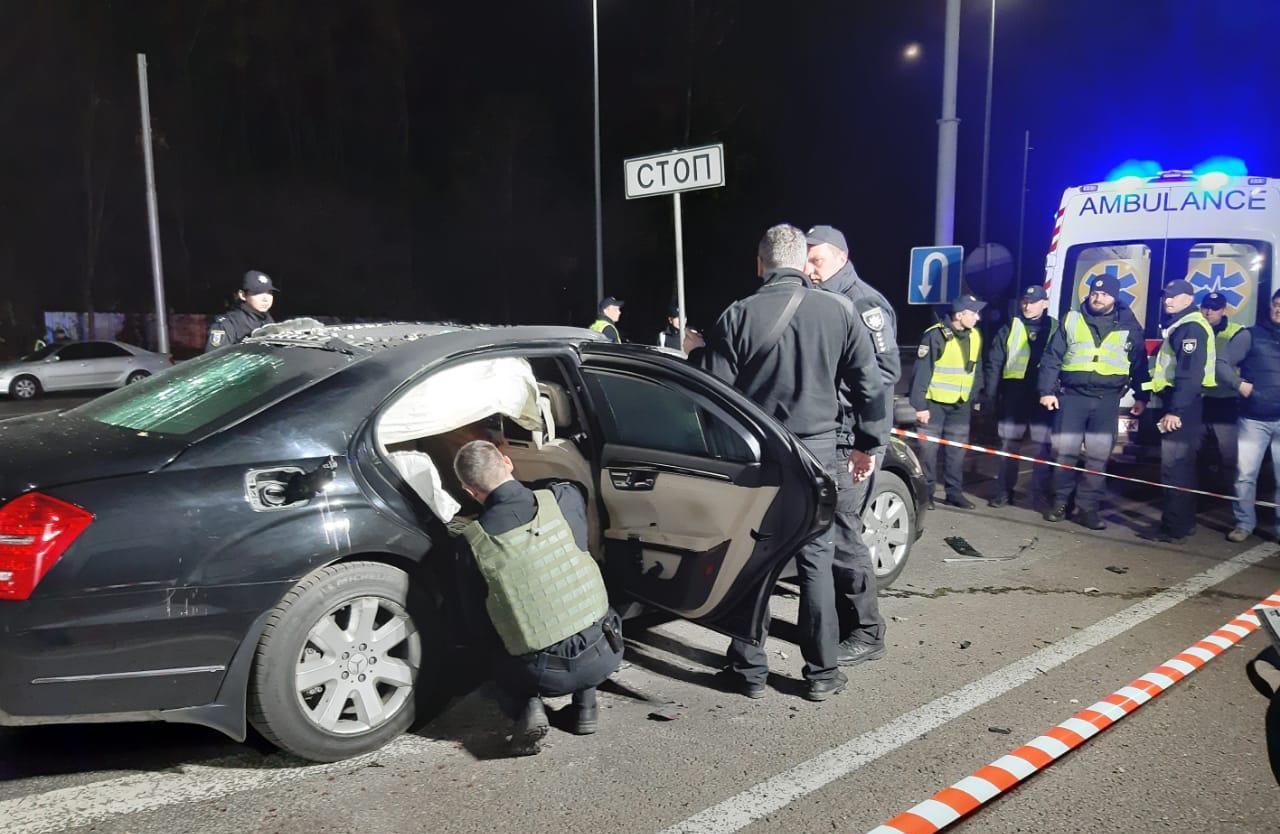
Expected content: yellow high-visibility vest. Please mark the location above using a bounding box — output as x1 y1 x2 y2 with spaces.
925 323 981 403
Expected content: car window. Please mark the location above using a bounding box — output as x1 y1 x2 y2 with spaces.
70 344 353 437
21 345 60 361
583 370 757 463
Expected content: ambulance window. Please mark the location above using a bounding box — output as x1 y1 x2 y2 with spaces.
1169 240 1270 328
1063 243 1154 330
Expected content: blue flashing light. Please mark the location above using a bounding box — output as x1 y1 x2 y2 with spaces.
1113 175 1145 191
1192 155 1248 179
1200 171 1230 190
1105 159 1162 183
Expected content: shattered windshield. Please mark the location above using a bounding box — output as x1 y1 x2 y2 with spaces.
70 344 352 437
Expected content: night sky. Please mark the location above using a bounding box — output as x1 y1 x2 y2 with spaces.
2 1 1278 348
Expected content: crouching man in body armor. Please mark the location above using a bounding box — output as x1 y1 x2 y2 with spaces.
453 440 623 756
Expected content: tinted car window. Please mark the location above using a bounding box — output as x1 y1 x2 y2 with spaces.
70 344 353 437
584 370 756 463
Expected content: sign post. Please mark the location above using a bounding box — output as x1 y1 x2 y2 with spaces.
624 143 725 348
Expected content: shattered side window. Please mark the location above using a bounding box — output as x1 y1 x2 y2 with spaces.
71 345 349 436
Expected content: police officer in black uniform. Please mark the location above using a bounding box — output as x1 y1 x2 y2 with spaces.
689 223 886 702
983 285 1056 508
1140 278 1215 542
805 224 897 667
205 270 279 352
1199 291 1246 496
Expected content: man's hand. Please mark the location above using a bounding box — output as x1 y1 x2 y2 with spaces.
848 449 875 483
1130 400 1146 416
915 409 931 425
1240 380 1255 398
682 329 705 354
1158 413 1182 433
1040 394 1059 411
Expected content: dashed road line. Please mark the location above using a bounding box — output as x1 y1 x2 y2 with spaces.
657 543 1277 834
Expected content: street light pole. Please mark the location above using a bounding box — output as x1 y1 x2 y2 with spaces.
934 0 960 246
591 0 604 306
978 0 996 247
136 54 169 355
1016 129 1032 288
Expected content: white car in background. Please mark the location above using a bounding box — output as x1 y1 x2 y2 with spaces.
0 341 173 399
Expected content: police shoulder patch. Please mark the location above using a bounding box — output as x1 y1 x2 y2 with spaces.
209 329 226 347
1181 338 1197 354
861 306 886 333
917 343 929 358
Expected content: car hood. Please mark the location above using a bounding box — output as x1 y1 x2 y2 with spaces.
0 411 184 504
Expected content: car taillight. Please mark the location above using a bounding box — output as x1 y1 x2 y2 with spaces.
0 493 93 601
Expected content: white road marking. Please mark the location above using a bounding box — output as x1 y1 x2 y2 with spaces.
658 543 1276 834
0 734 450 834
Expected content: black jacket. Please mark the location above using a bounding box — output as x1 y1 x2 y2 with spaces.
205 303 273 352
1221 317 1280 422
456 480 590 650
696 269 886 451
984 313 1055 400
657 326 681 350
818 262 900 446
1037 303 1149 399
908 320 983 411
1156 305 1212 418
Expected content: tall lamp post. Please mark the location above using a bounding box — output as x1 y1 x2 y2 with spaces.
591 0 604 306
977 0 996 248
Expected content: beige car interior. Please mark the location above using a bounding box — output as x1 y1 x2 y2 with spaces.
374 355 778 618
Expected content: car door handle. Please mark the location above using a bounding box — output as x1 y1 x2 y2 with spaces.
609 468 657 491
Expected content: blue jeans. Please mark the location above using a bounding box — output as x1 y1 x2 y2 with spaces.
1233 417 1280 535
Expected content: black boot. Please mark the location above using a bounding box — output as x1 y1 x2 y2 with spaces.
1044 503 1068 522
510 697 549 755
567 687 598 735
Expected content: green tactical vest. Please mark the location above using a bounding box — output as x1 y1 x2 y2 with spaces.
1142 310 1217 393
1002 316 1057 379
1060 310 1131 377
1206 320 1243 398
463 489 608 656
925 323 981 404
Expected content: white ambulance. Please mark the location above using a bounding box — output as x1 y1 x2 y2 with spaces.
1044 169 1280 445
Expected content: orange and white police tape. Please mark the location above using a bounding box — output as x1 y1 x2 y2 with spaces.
891 427 1279 509
865 590 1280 834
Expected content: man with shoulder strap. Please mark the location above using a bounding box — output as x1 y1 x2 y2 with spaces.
1038 272 1149 530
805 224 896 668
1139 279 1216 542
909 294 986 510
453 441 623 756
588 297 624 343
1199 291 1245 497
984 285 1056 508
687 223 886 702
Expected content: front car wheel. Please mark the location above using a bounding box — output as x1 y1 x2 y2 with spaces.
862 471 915 588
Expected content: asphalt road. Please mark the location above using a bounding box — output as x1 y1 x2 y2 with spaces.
0 409 1277 834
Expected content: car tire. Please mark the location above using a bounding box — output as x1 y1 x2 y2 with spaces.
125 370 150 385
247 561 444 762
862 471 915 589
9 375 41 400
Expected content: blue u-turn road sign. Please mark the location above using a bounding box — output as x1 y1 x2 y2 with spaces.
908 246 964 305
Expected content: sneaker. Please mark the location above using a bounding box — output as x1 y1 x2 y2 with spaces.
509 697 549 756
1227 527 1251 543
713 668 766 699
1044 503 1068 523
1078 511 1106 531
805 670 849 702
837 640 886 667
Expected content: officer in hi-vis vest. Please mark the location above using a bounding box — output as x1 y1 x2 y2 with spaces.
453 441 623 756
588 297 623 343
909 294 986 509
1139 279 1217 543
983 285 1056 508
1199 291 1246 497
1038 273 1149 530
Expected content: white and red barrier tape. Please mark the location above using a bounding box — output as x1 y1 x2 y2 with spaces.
891 427 1279 509
865 590 1280 834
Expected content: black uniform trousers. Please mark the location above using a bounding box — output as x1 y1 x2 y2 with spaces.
995 384 1053 504
1201 397 1239 497
728 435 840 685
1050 391 1121 514
917 401 972 501
491 610 624 718
1160 404 1204 538
832 446 886 648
